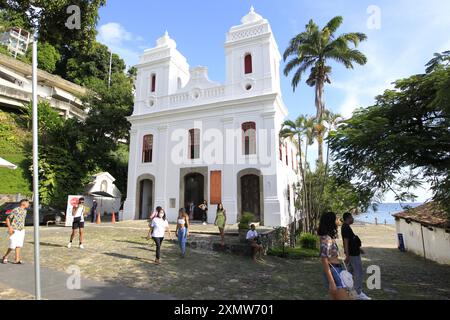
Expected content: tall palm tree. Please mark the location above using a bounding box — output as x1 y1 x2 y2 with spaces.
316 111 343 220
303 116 315 221
280 115 310 232
283 16 367 163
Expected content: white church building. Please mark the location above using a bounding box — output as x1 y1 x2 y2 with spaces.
123 7 299 226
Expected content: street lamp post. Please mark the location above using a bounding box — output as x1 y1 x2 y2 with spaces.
31 30 41 300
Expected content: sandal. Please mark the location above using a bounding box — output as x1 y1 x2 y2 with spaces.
2 257 8 264
13 260 24 265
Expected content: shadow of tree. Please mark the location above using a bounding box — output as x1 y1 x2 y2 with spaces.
356 246 450 300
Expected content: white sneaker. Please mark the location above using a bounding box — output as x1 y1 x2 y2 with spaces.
357 292 372 300
67 242 72 249
202 222 207 225
79 244 84 249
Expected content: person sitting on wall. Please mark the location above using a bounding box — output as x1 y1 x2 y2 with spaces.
246 224 264 262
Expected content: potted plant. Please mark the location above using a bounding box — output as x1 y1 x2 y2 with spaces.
238 212 254 243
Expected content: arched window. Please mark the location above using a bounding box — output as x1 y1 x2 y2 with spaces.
142 134 153 163
242 122 256 155
188 129 200 159
150 73 156 93
100 180 108 192
244 53 253 74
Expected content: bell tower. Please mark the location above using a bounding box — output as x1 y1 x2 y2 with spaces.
134 31 190 114
225 7 282 96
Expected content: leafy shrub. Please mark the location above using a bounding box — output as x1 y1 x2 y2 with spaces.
238 212 254 229
298 233 318 249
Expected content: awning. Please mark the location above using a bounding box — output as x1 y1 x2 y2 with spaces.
0 157 17 169
90 191 117 198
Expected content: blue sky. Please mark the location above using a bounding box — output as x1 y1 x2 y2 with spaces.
96 0 450 202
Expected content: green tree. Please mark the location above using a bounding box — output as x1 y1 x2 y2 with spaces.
283 16 367 163
280 116 310 231
25 42 61 73
1 0 107 81
65 42 126 86
329 51 450 214
0 0 105 49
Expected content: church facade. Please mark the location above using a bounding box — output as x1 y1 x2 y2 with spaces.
123 7 299 226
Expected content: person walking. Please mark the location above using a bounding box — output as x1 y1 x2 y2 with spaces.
199 200 208 225
148 208 173 264
146 206 162 239
90 199 98 223
214 203 226 246
2 199 29 264
342 212 371 300
175 208 190 257
318 211 350 300
67 197 88 249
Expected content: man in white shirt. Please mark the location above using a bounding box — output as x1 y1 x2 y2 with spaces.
67 197 87 249
246 224 263 261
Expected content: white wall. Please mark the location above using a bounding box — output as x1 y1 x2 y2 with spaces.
396 219 450 265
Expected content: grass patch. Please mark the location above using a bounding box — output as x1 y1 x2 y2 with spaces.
267 246 319 259
0 110 32 195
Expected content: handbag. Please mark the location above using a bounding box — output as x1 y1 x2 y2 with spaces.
329 263 354 290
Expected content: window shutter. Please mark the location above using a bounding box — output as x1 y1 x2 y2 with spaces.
210 171 222 204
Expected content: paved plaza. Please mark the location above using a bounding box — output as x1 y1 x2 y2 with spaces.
1 221 450 300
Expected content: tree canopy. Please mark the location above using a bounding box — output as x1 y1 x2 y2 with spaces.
329 51 450 213
283 16 367 163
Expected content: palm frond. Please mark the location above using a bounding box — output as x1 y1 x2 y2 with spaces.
339 32 368 47
324 16 343 35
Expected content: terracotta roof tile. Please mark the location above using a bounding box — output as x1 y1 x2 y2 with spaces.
393 202 449 228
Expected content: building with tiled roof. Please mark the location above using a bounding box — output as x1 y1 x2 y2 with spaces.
393 202 450 265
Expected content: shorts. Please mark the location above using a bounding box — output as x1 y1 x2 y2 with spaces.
72 217 85 230
323 264 345 289
8 230 25 249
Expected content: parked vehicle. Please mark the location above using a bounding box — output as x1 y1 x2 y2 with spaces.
0 202 65 226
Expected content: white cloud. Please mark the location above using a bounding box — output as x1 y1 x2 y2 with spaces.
98 22 133 45
97 22 149 67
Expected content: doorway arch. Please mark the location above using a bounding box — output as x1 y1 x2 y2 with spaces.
184 173 204 220
237 168 263 223
136 174 155 220
179 167 208 221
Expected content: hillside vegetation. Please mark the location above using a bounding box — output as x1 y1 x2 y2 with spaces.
0 110 32 195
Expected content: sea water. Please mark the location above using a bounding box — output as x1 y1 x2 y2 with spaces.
354 202 423 225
